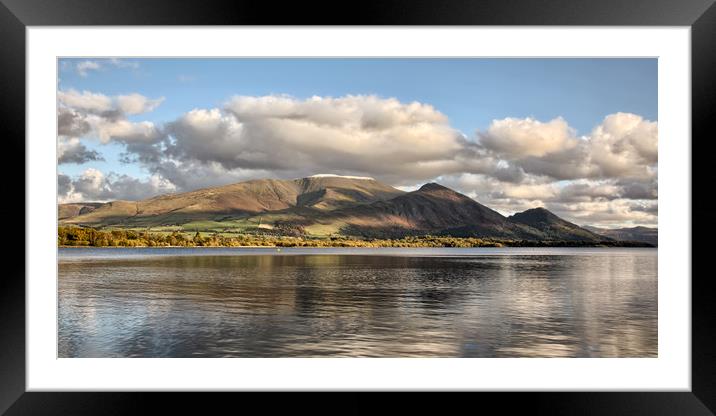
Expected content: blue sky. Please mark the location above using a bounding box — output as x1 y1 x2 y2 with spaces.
57 58 658 227
60 57 657 131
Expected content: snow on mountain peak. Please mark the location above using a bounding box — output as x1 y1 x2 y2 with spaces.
309 174 374 180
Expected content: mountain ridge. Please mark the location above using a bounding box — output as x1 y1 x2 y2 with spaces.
61 175 404 227
584 225 658 246
323 182 534 239
59 175 647 243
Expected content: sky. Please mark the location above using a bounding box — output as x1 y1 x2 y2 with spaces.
57 58 658 228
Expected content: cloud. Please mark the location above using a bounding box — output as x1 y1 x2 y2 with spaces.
58 89 163 117
617 177 658 200
514 145 600 180
116 93 164 115
58 90 113 113
58 174 72 196
436 172 657 227
57 89 165 161
499 183 558 200
479 117 577 158
58 137 104 164
556 180 623 203
76 61 101 77
107 58 140 70
73 58 140 77
147 159 275 192
450 113 658 226
588 112 658 177
58 168 176 203
93 119 164 144
478 112 658 182
57 108 92 137
163 95 483 184
545 199 657 228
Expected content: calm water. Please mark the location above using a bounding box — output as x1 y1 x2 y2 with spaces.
58 247 657 358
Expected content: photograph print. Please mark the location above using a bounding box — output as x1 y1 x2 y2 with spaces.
57 58 657 358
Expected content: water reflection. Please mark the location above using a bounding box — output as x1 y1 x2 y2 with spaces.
58 248 657 357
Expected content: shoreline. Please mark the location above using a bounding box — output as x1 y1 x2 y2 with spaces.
58 243 655 249
57 226 655 248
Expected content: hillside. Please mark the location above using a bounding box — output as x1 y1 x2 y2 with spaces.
60 175 404 227
508 207 605 242
584 225 658 246
58 202 105 220
316 183 536 239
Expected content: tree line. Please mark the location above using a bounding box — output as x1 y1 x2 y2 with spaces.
57 226 507 248
58 226 652 248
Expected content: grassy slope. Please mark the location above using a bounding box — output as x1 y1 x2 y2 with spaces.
58 202 105 220
60 176 404 228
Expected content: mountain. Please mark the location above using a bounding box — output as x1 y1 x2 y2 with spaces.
583 225 658 246
60 175 612 243
508 207 606 242
60 175 404 227
319 183 537 239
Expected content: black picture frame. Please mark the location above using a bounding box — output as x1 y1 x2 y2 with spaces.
1 0 712 414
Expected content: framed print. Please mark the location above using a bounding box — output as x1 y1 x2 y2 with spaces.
2 0 713 414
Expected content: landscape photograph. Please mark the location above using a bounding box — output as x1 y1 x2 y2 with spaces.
57 58 657 358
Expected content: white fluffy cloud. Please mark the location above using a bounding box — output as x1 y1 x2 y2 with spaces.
75 61 101 77
164 95 485 184
588 112 658 177
73 58 139 77
116 93 165 115
58 89 163 118
478 112 658 182
58 169 176 203
479 117 577 158
57 89 165 158
91 119 163 144
58 90 113 113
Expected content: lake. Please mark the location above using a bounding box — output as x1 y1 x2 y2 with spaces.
58 247 657 358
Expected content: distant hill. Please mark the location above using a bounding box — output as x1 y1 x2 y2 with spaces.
509 207 605 242
584 225 658 246
58 202 105 220
59 175 621 243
